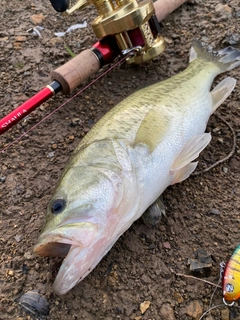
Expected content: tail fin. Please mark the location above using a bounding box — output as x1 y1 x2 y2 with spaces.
189 40 240 73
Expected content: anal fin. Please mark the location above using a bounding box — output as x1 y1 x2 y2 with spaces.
211 77 236 113
171 133 211 184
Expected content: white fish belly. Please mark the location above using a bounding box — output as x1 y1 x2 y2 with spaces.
131 90 213 214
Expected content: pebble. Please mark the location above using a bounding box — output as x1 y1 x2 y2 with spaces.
140 300 151 314
209 208 221 215
0 176 6 183
225 33 240 45
47 151 55 158
71 118 80 126
24 251 35 260
159 303 176 320
163 241 171 249
68 135 75 141
174 291 184 304
223 167 228 173
30 14 45 25
215 3 232 18
19 291 49 316
221 307 229 320
14 234 23 242
24 188 34 199
186 300 203 319
7 270 15 276
15 36 27 42
205 316 214 320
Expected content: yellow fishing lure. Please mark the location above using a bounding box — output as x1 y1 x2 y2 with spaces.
223 244 240 303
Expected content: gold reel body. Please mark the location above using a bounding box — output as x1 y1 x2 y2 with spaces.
66 0 165 63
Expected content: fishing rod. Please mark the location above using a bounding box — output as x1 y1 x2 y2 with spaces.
0 0 187 135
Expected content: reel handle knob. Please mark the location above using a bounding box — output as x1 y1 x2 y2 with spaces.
49 0 70 12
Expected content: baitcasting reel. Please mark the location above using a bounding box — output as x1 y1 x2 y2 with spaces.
49 0 165 64
1 0 187 133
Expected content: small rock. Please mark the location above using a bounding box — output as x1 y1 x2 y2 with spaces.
0 36 8 42
174 291 184 304
159 303 176 320
51 143 58 150
163 241 171 249
47 151 55 158
229 157 239 171
24 251 35 260
188 258 212 272
19 291 49 316
107 271 119 286
140 300 151 314
0 176 6 183
221 307 229 320
30 14 45 25
205 316 214 320
195 248 212 264
15 36 27 42
24 188 34 199
39 103 49 111
188 248 213 272
225 33 240 45
7 270 15 276
186 300 203 319
215 3 232 18
71 118 80 126
209 208 221 215
108 100 115 105
15 235 23 242
223 167 228 173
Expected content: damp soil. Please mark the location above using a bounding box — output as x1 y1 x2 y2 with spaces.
0 0 240 319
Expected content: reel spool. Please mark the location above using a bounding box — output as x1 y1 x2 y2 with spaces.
49 0 165 64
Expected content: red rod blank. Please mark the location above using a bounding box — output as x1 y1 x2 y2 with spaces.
0 87 54 135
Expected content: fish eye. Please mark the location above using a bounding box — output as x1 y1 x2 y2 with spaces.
51 198 66 214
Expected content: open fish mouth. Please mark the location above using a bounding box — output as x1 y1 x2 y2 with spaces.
34 222 100 295
34 222 97 255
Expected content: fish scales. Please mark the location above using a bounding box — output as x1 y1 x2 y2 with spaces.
34 41 240 295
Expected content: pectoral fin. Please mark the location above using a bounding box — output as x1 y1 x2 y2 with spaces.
134 108 169 152
171 133 211 184
211 77 236 113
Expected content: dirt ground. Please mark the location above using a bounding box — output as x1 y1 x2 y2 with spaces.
0 0 240 319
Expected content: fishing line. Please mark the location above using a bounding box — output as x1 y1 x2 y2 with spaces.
0 52 132 154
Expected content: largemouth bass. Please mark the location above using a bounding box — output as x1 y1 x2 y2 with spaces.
34 41 240 295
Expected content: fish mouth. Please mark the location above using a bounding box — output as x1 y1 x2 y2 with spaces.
34 222 99 295
34 222 97 256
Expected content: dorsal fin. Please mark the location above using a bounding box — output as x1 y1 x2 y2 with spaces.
134 108 170 152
